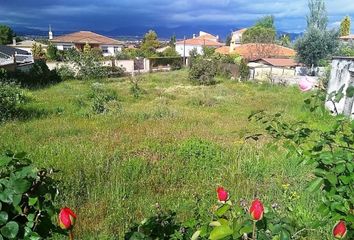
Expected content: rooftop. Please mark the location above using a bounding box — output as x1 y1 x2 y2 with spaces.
259 58 300 67
8 40 48 48
0 45 31 57
51 31 123 45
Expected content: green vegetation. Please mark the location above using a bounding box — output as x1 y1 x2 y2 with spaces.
0 25 15 45
340 16 351 37
295 0 339 67
242 16 276 44
0 70 338 239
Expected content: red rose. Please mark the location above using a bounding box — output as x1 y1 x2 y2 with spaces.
249 199 264 221
333 220 347 239
217 187 228 202
59 207 77 230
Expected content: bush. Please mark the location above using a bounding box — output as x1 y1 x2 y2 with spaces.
189 58 217 85
56 65 76 80
89 83 120 114
0 150 62 239
239 58 250 81
0 81 25 121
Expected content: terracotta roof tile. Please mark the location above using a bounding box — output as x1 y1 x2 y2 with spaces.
216 44 296 60
176 38 223 47
51 31 123 45
259 58 300 67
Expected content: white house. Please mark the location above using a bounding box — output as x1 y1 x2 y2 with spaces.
50 31 123 56
8 39 48 54
175 31 223 57
230 28 247 50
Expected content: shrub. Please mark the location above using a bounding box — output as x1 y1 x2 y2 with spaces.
0 81 25 121
0 150 62 239
56 65 76 80
239 58 250 81
189 58 217 85
89 83 120 114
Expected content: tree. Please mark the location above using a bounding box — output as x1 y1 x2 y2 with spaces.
140 30 160 57
162 47 179 57
306 0 328 30
254 15 275 29
169 34 176 48
295 27 338 67
242 16 276 44
46 43 58 61
0 25 14 45
31 43 45 59
340 16 351 37
295 0 338 68
242 26 276 44
278 34 291 47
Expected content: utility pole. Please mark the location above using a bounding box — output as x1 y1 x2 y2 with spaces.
183 35 186 66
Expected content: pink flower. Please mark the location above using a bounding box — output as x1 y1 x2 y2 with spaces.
59 207 77 230
249 199 264 221
299 77 314 92
333 220 347 239
216 187 229 203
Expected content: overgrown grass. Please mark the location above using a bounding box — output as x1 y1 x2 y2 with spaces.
0 70 335 239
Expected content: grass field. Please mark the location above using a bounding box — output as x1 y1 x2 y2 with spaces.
0 70 335 239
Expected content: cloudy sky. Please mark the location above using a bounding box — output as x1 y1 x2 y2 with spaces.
0 0 353 34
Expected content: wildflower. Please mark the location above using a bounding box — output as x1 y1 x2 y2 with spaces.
250 199 264 221
59 207 77 230
333 220 347 239
298 77 314 92
216 187 229 203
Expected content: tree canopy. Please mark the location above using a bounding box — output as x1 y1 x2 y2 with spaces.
0 25 15 45
242 15 276 44
141 30 160 57
306 0 328 30
340 16 351 37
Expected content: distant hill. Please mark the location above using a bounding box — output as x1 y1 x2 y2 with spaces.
13 25 302 42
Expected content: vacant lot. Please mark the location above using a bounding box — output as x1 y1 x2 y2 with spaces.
0 70 334 239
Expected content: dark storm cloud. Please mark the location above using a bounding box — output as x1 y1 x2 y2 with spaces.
0 0 353 32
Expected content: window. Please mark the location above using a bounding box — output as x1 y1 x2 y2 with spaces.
101 46 109 54
63 45 72 50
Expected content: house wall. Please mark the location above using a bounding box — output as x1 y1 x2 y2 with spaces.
53 43 121 56
230 32 243 50
175 44 203 57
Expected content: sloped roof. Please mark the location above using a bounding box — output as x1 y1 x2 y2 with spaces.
259 58 300 67
0 45 30 57
51 31 123 45
216 44 296 60
176 38 223 47
8 40 47 48
340 34 354 40
196 32 218 40
215 46 231 54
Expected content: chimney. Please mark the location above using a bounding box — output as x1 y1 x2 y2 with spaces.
12 37 16 46
193 34 196 39
49 25 53 40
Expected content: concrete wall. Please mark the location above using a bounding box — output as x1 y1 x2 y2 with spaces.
175 44 203 57
325 57 354 117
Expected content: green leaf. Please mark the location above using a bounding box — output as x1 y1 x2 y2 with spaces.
306 178 323 192
280 230 291 240
28 197 38 206
191 230 201 240
346 86 354 97
326 173 337 186
334 164 346 174
239 223 253 235
0 156 12 167
209 225 233 240
0 211 8 225
215 204 230 217
13 179 31 194
12 194 22 206
0 189 14 204
1 221 19 239
14 152 26 159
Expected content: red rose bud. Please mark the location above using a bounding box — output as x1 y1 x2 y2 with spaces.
333 220 347 239
217 187 228 202
59 207 77 230
249 199 264 221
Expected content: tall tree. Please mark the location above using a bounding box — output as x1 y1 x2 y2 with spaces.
295 0 338 68
278 34 291 47
0 25 14 45
141 30 160 57
306 0 328 30
169 34 176 48
242 15 276 44
340 16 351 37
